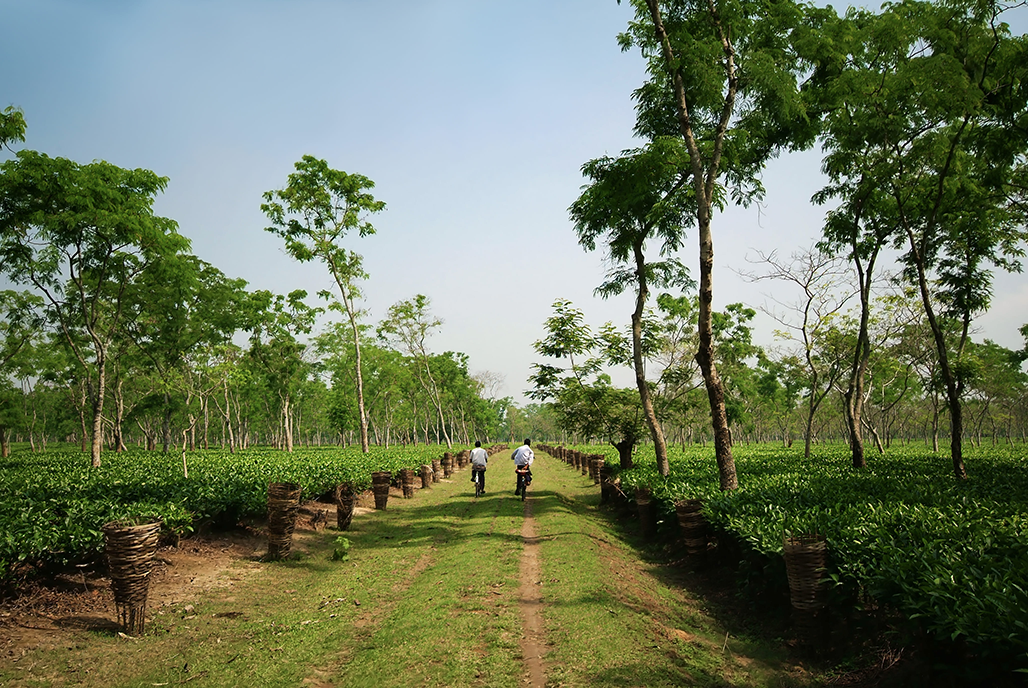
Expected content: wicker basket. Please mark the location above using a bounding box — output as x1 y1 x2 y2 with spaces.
267 482 302 560
675 499 707 555
783 534 828 644
103 518 162 636
371 471 391 510
599 465 615 504
400 468 416 499
335 484 355 531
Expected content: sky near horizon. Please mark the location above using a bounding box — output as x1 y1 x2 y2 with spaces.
3 1 1027 403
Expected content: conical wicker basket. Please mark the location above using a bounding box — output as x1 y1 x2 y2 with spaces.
675 499 707 555
267 482 302 560
371 471 391 510
783 534 827 645
335 483 355 531
103 518 162 636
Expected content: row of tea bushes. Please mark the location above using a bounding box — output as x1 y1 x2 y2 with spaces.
0 444 475 578
561 442 1028 670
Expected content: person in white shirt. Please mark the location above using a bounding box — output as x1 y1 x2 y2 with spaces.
511 438 534 496
470 440 488 493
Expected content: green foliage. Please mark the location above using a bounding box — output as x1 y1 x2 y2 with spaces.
0 152 187 294
570 137 697 300
0 148 191 465
0 106 26 150
529 300 647 460
0 445 459 579
605 442 1028 661
331 535 351 562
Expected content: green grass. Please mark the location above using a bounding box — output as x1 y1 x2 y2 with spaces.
530 455 810 688
0 451 816 687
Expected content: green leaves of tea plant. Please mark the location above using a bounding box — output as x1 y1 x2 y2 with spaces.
587 442 1028 659
0 445 461 578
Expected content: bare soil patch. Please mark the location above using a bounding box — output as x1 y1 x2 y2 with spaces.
518 496 547 688
0 529 263 660
0 494 367 663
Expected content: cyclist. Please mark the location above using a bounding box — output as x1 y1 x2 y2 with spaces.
511 438 534 497
470 440 488 495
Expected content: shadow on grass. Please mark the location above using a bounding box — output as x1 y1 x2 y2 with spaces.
573 658 799 688
534 463 806 673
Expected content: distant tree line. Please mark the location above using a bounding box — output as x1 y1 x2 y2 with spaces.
528 288 1028 460
0 110 511 464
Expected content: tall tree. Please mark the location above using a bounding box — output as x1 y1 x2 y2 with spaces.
0 151 188 466
811 0 1028 479
262 155 385 453
570 138 695 476
377 295 452 448
123 255 246 452
620 0 819 489
529 299 648 468
742 247 853 458
245 290 320 452
816 172 897 467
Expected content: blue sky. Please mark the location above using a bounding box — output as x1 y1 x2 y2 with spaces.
3 1 1026 402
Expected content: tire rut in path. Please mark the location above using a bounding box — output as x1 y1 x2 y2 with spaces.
518 495 547 687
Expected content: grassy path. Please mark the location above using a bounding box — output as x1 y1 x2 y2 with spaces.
1 451 814 687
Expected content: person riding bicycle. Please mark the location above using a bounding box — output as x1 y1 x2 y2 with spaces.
470 440 488 493
511 438 534 496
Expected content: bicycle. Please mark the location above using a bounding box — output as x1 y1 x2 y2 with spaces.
515 467 531 501
472 467 485 498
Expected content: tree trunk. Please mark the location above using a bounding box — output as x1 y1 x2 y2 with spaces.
78 383 90 453
645 0 737 490
223 379 235 453
113 379 127 452
804 397 816 460
863 417 885 454
844 372 867 469
614 438 634 469
328 257 372 454
696 266 737 490
202 395 210 450
162 391 172 453
89 350 107 467
283 394 294 452
351 309 370 454
843 203 880 469
459 406 470 446
632 242 669 476
907 236 967 479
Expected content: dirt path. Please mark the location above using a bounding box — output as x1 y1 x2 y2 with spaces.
518 494 547 687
